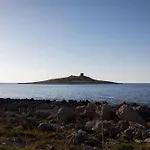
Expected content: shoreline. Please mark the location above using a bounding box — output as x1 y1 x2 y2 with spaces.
0 97 149 106
1 97 150 149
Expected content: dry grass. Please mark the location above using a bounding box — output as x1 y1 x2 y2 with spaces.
0 118 75 150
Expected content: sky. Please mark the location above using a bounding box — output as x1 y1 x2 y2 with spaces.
0 0 150 83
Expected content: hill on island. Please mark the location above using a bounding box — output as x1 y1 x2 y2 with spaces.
23 73 119 84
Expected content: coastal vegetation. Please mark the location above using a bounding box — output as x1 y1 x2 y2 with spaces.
0 98 150 149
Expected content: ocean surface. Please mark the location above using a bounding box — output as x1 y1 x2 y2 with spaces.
0 83 150 104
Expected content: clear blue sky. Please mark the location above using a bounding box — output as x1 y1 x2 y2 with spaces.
0 0 150 83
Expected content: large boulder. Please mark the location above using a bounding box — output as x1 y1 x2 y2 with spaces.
75 103 103 121
57 107 75 122
87 103 97 112
134 105 150 121
116 105 144 124
79 104 114 121
97 104 114 120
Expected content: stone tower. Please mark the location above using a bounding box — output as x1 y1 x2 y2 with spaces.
80 73 84 76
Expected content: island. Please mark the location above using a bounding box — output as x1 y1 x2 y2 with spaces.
21 73 119 84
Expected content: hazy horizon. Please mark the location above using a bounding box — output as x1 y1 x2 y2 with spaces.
1 73 150 84
0 0 150 83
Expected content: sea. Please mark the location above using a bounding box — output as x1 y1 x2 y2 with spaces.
0 83 150 105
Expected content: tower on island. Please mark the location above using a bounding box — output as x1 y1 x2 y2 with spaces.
80 73 84 76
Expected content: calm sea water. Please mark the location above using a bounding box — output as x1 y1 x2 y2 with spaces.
0 83 150 104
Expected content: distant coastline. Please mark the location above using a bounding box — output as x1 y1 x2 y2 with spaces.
18 73 119 84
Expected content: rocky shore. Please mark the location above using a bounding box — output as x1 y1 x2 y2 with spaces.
0 98 150 150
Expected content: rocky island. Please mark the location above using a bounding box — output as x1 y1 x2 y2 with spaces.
21 73 119 84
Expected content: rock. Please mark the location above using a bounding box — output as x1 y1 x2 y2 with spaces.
145 138 150 143
78 104 100 121
97 104 114 120
49 146 55 150
65 123 75 129
95 128 109 140
134 105 150 121
81 110 97 120
75 122 85 130
21 117 39 129
135 105 145 113
121 127 134 141
134 139 143 143
35 109 51 119
93 147 102 150
27 117 39 126
4 111 18 118
85 140 97 147
68 100 78 106
67 130 88 145
8 117 19 125
38 123 56 131
92 120 114 131
110 127 120 138
116 105 144 124
85 121 97 129
133 129 142 139
93 111 101 120
3 112 26 128
75 105 87 116
129 121 146 130
92 120 119 138
82 145 102 150
87 103 97 112
57 107 75 122
119 122 148 140
75 130 88 143
145 130 150 138
36 103 50 109
84 111 102 121
85 139 102 147
133 128 147 140
8 137 25 148
117 120 129 131
60 100 67 105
